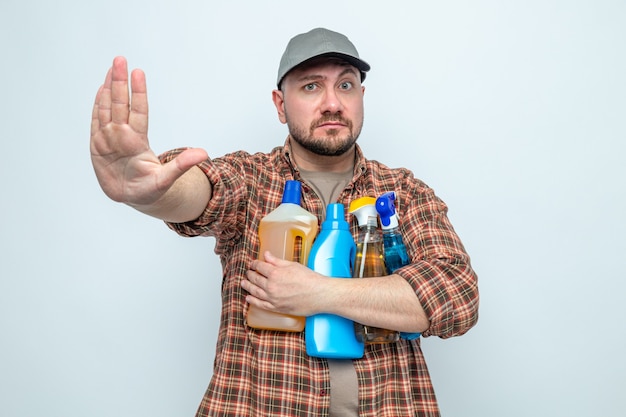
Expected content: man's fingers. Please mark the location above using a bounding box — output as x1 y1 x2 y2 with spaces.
247 270 266 291
90 85 103 137
102 58 149 135
111 56 130 125
262 251 291 267
249 253 287 278
97 67 113 126
94 58 150 137
128 68 148 135
243 271 270 305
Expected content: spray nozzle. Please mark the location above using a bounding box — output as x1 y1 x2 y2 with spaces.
348 197 378 227
376 192 399 229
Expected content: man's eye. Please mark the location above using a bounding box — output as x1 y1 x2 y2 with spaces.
339 81 353 90
304 83 317 91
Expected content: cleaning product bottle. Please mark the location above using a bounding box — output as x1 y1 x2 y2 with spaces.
246 180 318 332
305 203 363 358
376 191 421 340
349 197 400 344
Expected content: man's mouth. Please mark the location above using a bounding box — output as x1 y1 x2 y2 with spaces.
317 122 345 128
315 117 348 128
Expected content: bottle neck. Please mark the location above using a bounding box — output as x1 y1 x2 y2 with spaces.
381 225 400 235
357 224 382 243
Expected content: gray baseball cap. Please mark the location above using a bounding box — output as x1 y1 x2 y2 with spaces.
276 28 370 88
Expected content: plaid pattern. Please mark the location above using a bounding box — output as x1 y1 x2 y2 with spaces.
161 138 479 417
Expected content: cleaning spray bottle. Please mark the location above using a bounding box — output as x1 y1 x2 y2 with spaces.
349 197 400 344
305 203 364 359
376 191 421 341
246 180 318 332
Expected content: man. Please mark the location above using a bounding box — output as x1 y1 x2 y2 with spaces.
90 27 479 417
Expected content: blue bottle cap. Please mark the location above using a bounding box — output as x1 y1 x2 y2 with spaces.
281 180 302 204
322 203 350 230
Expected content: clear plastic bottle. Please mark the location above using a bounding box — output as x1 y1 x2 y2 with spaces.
376 192 421 340
305 203 363 359
349 196 400 344
246 180 318 331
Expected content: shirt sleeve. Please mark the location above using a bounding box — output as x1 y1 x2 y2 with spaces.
158 148 247 250
393 179 479 339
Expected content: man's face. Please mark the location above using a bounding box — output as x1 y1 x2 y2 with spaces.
273 59 365 157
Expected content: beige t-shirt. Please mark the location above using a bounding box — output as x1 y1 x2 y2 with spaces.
299 168 359 417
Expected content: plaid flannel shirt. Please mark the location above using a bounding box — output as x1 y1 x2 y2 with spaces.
162 138 479 417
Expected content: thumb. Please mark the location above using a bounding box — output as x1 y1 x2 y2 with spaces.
161 147 209 183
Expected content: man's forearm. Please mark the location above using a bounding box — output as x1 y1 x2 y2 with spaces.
323 274 429 334
129 166 211 223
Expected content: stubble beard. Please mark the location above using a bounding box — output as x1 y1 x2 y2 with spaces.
287 113 363 157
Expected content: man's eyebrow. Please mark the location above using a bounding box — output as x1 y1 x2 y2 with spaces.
295 67 359 83
338 67 359 78
296 74 325 83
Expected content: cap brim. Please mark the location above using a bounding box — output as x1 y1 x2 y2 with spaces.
278 52 370 88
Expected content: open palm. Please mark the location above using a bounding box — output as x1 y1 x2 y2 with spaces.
90 57 207 207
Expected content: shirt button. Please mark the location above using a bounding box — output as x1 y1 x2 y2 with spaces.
319 389 327 396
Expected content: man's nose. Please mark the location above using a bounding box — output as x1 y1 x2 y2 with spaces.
320 88 344 114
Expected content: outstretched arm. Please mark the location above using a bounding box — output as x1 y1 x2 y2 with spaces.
90 56 210 222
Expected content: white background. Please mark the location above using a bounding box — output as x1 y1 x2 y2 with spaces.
1 1 625 416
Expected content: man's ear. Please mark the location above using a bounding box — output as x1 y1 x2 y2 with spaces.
272 89 287 124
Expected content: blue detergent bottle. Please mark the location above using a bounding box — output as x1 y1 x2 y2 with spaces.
376 192 421 341
305 203 364 359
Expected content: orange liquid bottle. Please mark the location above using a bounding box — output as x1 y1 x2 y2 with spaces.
246 180 318 331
